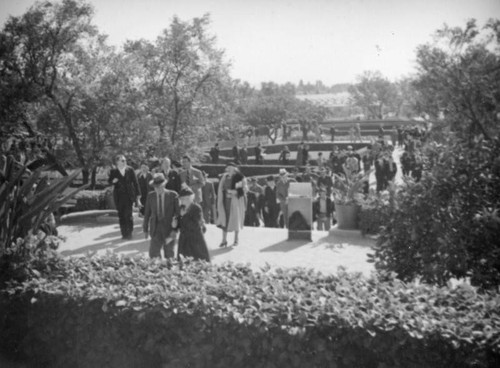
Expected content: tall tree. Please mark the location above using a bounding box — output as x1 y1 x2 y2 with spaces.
124 14 231 156
348 71 398 119
413 19 500 140
0 0 99 183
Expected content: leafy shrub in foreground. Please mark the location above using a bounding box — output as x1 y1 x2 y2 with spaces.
371 136 500 289
1 254 499 368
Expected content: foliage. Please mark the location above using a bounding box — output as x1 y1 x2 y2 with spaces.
348 71 399 119
1 254 499 367
332 168 373 205
358 191 394 236
74 190 107 211
413 19 500 140
371 136 500 289
0 156 87 255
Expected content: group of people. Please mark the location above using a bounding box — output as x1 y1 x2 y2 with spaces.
209 142 265 165
108 154 249 261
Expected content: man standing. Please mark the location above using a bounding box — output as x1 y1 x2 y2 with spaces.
201 171 216 224
209 143 220 163
316 168 334 197
263 176 279 228
180 155 206 204
159 157 181 194
313 188 335 231
240 144 248 165
143 173 180 259
255 143 263 164
108 154 140 240
232 142 241 165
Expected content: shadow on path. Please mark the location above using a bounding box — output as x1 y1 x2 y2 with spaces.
260 239 308 253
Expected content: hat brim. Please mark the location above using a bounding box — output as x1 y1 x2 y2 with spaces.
150 179 166 187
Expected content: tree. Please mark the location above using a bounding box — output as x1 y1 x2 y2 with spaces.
124 14 231 156
348 71 398 119
244 95 289 144
288 98 327 141
0 0 100 184
413 19 500 141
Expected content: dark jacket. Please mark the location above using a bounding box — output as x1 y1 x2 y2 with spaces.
313 197 334 221
108 166 140 203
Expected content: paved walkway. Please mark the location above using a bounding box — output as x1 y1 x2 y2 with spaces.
58 218 376 277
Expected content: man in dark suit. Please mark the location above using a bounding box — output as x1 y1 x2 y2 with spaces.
108 154 140 239
263 176 279 228
180 155 205 204
143 173 180 258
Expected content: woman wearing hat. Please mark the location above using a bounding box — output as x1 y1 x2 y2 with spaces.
215 162 247 247
177 187 210 262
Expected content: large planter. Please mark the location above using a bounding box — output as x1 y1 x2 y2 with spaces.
335 203 360 230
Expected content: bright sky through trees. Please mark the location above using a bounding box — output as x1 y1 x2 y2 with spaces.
1 0 499 86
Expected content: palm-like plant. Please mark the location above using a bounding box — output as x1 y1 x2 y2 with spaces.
0 155 88 256
332 168 373 205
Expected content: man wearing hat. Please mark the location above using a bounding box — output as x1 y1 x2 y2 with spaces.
276 168 296 228
143 173 180 259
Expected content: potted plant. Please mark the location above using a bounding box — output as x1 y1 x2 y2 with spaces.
332 168 373 230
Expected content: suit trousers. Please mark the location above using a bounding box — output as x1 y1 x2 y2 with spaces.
279 201 288 228
316 214 331 231
149 230 176 259
115 195 134 237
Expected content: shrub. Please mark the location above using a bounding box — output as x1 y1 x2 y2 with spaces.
1 254 499 368
74 190 107 211
371 136 500 289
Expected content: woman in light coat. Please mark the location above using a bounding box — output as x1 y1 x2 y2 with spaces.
216 162 247 247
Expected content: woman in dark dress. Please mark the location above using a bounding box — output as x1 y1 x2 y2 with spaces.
177 187 210 262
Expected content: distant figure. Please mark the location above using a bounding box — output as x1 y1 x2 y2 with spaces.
313 188 334 231
302 144 310 166
209 143 220 164
295 142 304 167
177 187 210 262
378 124 385 140
180 155 206 204
349 126 356 142
143 173 180 258
158 157 181 194
279 145 291 165
316 152 325 168
354 123 362 142
201 171 216 224
263 175 279 228
330 126 336 142
232 142 241 165
240 143 248 165
255 142 263 164
108 154 140 240
276 168 295 228
137 162 153 216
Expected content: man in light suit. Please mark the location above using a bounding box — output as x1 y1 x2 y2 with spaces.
143 173 180 259
180 155 205 204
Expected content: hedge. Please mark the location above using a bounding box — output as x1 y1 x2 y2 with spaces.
1 254 499 368
195 164 299 178
73 190 109 212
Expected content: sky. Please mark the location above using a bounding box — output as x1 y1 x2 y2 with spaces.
1 0 499 87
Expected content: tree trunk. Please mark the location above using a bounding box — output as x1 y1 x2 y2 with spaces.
90 166 98 190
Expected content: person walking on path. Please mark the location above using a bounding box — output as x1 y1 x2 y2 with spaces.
201 171 216 224
180 155 205 204
232 142 241 165
330 126 336 142
108 154 140 240
276 168 295 228
216 162 247 247
279 145 291 165
263 175 279 228
177 187 210 262
143 173 180 258
158 157 181 194
137 162 153 216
